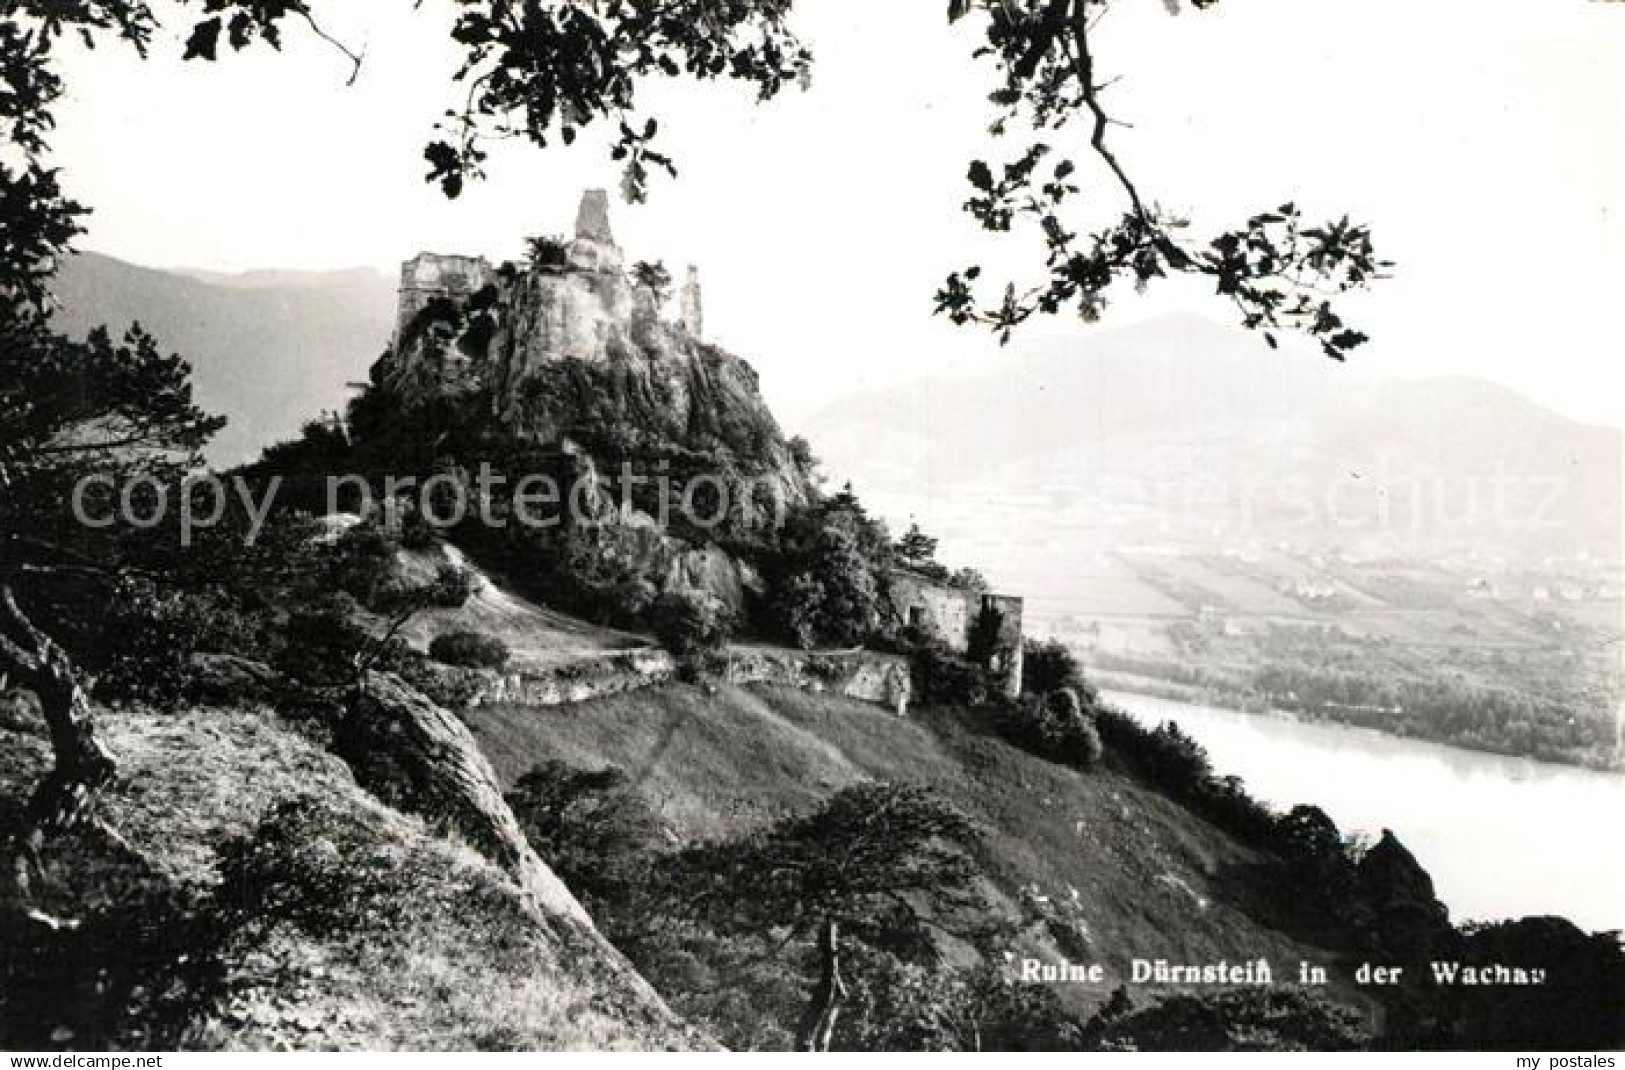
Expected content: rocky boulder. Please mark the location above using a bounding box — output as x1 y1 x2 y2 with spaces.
334 671 590 926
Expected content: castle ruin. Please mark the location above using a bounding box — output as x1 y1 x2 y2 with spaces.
383 192 1023 689
393 190 704 353
680 264 703 339
886 569 1025 697
394 253 493 345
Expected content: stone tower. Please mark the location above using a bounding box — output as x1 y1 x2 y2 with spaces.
574 189 615 244
567 189 623 273
681 264 703 340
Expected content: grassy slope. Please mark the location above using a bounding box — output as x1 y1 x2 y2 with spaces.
466 683 1364 1018
0 701 700 1051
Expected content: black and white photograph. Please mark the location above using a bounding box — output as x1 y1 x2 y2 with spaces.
1 0 1621 1056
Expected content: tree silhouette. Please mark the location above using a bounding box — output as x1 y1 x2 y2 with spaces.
0 307 222 923
657 783 986 1050
631 260 674 304
523 234 569 271
895 524 941 572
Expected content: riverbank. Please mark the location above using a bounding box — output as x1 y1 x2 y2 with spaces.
1086 666 1623 774
1101 688 1625 932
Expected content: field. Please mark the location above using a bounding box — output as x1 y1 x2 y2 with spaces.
1021 548 1622 768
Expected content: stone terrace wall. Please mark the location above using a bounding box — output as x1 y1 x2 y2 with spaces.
464 649 678 709
721 648 912 716
458 647 912 716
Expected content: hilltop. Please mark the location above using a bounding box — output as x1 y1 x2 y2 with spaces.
372 189 814 515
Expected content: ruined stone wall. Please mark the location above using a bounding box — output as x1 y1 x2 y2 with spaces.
396 253 494 342
680 265 703 339
455 647 911 715
463 649 680 709
721 649 913 716
984 594 1025 697
887 570 975 652
886 570 1025 696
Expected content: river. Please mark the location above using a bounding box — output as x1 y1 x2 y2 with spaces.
1103 690 1625 933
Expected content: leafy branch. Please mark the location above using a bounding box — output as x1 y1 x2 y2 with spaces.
425 0 811 202
936 0 1390 359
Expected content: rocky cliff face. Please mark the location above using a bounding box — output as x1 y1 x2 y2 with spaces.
382 190 811 515
377 192 814 612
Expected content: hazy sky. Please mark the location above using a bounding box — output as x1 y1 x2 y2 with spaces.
50 0 1625 428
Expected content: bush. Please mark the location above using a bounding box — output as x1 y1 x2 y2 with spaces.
946 567 990 593
992 692 1103 771
1091 704 1277 845
835 955 1085 1051
1069 718 1105 769
429 629 511 670
395 657 487 708
1022 639 1098 704
273 594 409 687
213 798 398 940
757 494 892 649
328 523 403 605
506 760 663 903
525 234 569 270
910 641 997 708
94 578 263 705
397 507 440 551
650 589 735 655
803 655 847 685
1047 686 1084 721
609 575 659 623
1094 988 1369 1051
1094 706 1212 790
631 259 673 301
786 434 819 473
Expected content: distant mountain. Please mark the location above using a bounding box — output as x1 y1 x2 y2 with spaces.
168 265 390 291
51 252 396 466
803 314 1622 559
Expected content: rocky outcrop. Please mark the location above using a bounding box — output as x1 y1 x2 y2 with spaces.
8 699 706 1050
376 193 814 613
382 191 812 516
334 672 591 926
187 653 281 706
1359 830 1446 915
